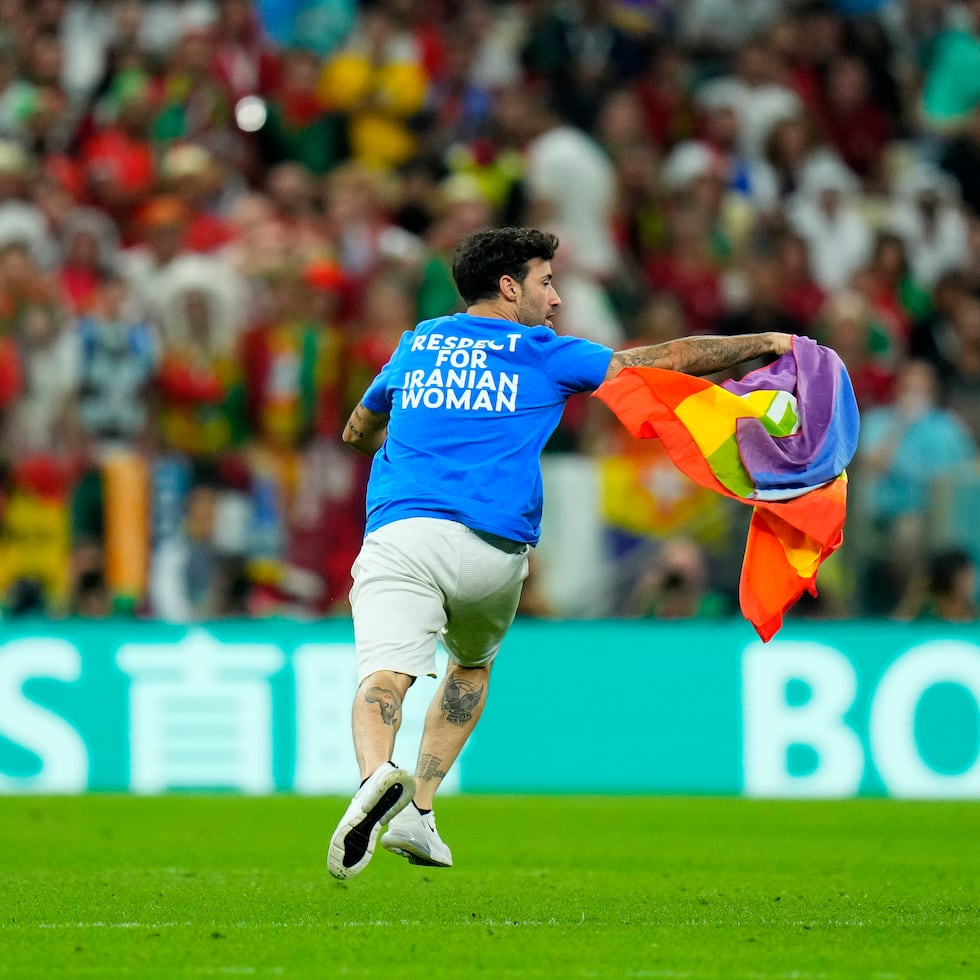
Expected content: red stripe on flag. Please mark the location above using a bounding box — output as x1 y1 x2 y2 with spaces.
595 368 727 493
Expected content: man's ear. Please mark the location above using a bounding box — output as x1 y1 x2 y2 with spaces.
499 275 519 300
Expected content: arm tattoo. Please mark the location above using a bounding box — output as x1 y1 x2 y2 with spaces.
364 686 401 727
343 402 389 454
441 676 484 725
416 753 448 782
344 405 370 438
613 334 776 377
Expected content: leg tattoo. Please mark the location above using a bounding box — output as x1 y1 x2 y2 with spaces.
441 675 484 724
364 686 400 726
416 753 448 781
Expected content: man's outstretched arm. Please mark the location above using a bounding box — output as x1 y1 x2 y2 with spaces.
343 402 389 454
604 332 794 382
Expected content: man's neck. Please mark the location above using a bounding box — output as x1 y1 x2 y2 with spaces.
466 301 520 323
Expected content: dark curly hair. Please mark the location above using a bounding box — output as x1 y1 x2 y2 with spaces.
451 227 559 305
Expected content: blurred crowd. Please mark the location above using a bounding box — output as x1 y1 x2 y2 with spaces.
1 0 979 624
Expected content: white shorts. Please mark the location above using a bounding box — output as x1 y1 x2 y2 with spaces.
350 518 530 682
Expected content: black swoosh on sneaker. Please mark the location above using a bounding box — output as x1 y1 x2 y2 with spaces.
342 783 405 868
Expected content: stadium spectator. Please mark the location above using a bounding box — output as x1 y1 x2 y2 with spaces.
75 272 158 452
148 478 226 621
939 105 980 218
301 255 349 435
855 230 931 350
257 46 347 175
73 0 155 118
116 196 182 306
894 545 980 623
152 254 247 460
516 85 623 345
220 189 285 278
919 0 980 133
841 9 905 133
412 174 492 322
909 268 970 375
11 80 74 162
388 155 444 239
815 288 897 410
455 0 526 93
211 0 282 105
56 206 122 313
609 140 664 275
888 160 969 290
854 357 978 613
152 22 236 160
3 575 48 616
622 536 732 620
819 54 893 182
242 262 330 456
695 38 803 163
758 113 820 206
675 0 782 60
645 202 726 335
632 45 697 151
717 252 807 355
322 161 418 290
941 289 980 444
0 140 57 268
880 0 949 78
1 243 77 458
520 0 642 132
260 160 324 258
594 87 651 167
316 2 429 171
341 266 416 415
764 14 824 117
786 151 873 291
774 229 826 326
78 69 158 239
695 84 771 209
444 82 527 226
157 143 236 254
417 19 494 159
659 138 756 260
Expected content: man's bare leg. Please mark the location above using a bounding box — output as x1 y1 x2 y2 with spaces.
328 669 417 879
352 670 415 779
413 663 490 808
379 664 491 867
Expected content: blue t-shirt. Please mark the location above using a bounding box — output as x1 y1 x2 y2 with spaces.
361 312 613 543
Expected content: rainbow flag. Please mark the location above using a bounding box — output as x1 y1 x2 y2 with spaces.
595 337 860 641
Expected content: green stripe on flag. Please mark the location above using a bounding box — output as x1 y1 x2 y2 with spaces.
707 434 754 497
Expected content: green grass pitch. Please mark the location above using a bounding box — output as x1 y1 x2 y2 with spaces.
1 795 977 979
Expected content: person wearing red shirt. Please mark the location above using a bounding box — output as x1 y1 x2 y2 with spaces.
644 205 725 334
80 70 157 242
819 55 892 183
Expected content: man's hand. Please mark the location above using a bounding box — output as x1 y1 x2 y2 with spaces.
768 333 794 357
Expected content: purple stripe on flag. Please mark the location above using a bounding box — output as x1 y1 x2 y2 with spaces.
721 337 860 491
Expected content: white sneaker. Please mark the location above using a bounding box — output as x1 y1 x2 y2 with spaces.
327 763 416 879
381 804 453 868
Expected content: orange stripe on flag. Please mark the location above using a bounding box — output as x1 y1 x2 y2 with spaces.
740 479 847 641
